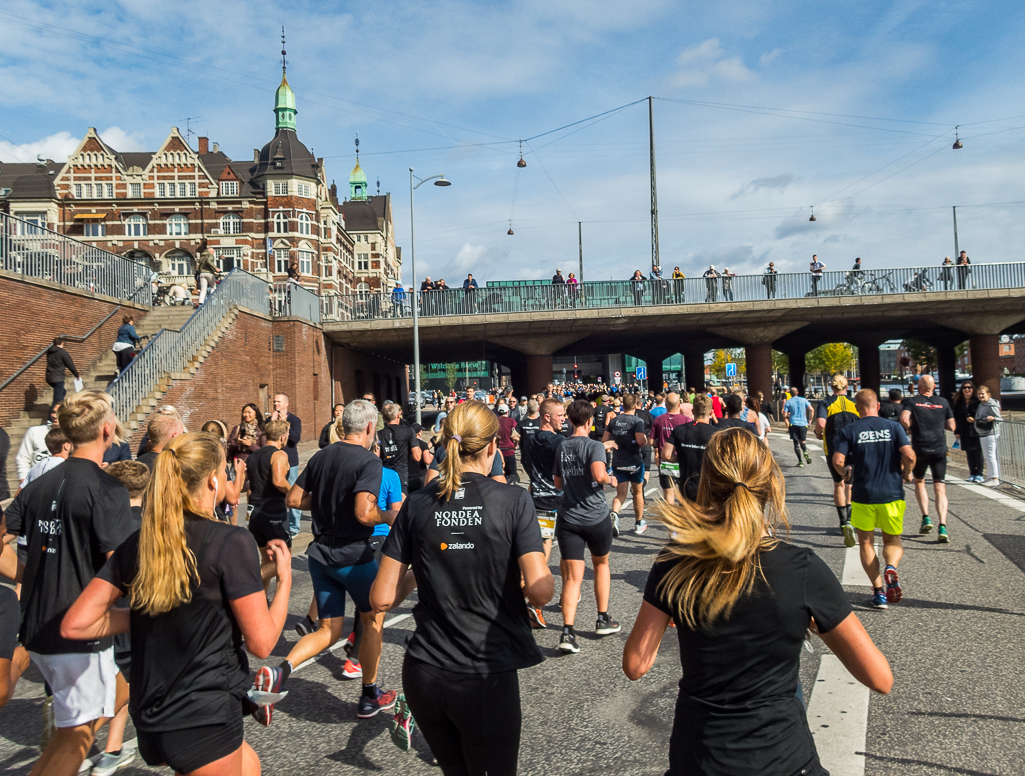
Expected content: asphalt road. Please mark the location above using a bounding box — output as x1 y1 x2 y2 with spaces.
2 430 1024 776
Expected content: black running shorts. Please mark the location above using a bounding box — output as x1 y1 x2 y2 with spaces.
556 518 613 561
828 459 847 484
137 699 244 774
789 425 807 443
658 473 678 490
248 511 291 548
912 451 946 483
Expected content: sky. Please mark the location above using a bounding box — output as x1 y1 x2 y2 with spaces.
2 0 1023 285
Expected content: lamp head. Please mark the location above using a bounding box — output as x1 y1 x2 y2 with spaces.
433 176 451 187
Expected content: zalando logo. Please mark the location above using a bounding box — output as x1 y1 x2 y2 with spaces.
440 542 475 550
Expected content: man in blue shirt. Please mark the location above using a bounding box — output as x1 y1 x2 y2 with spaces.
832 389 915 610
782 387 813 467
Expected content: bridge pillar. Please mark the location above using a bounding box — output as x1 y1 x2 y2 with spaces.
508 360 528 397
936 343 958 399
648 358 665 392
785 351 806 394
745 344 773 402
856 342 882 396
525 355 554 396
683 350 706 393
970 334 1001 399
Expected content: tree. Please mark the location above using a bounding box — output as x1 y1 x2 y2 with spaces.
903 339 937 372
444 363 458 392
708 348 745 381
806 343 857 375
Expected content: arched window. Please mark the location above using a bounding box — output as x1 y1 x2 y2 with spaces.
164 250 192 276
273 212 289 233
356 282 371 295
125 214 147 237
166 214 189 236
297 213 312 235
220 213 243 235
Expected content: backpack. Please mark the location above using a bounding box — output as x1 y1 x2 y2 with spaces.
378 426 401 466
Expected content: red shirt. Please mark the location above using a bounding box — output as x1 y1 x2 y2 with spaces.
497 416 518 453
711 395 724 419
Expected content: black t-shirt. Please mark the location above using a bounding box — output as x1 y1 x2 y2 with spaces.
379 423 416 481
815 394 860 456
429 445 504 478
877 401 902 422
382 475 544 673
516 416 542 468
669 422 718 500
412 439 430 479
644 543 851 776
901 394 954 454
607 412 645 469
591 405 613 437
0 585 18 661
523 430 565 511
714 417 759 435
295 442 383 567
99 518 264 731
5 457 133 654
246 445 287 519
137 450 159 471
636 409 654 453
833 417 911 504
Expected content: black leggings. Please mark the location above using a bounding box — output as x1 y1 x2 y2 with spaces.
403 655 521 776
963 436 984 477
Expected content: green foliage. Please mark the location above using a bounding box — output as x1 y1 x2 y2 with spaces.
772 350 789 373
806 343 857 375
444 363 458 391
709 348 746 379
903 339 937 371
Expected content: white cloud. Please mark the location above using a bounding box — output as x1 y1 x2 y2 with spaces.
730 173 794 200
759 48 784 66
671 38 755 88
0 127 147 163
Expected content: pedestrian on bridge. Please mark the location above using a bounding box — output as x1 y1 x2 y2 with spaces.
762 262 777 299
810 255 826 297
702 265 719 302
956 251 971 290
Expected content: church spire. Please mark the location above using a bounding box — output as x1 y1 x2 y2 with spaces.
274 27 297 131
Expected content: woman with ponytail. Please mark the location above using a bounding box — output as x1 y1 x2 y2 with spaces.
371 400 553 776
63 432 292 776
623 428 892 776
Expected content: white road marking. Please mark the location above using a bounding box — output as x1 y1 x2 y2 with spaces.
807 655 871 776
291 611 414 674
951 480 1024 510
806 443 823 451
841 540 877 587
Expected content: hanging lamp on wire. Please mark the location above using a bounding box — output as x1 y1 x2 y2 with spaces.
507 220 514 236
952 126 963 150
517 140 527 168
808 206 817 222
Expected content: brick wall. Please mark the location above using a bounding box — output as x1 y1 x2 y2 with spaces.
0 272 149 427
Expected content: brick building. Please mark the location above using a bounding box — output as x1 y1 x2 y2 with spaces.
0 62 400 302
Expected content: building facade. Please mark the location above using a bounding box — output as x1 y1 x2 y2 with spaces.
0 63 401 306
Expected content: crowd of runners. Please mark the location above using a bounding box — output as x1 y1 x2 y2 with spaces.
0 370 1003 775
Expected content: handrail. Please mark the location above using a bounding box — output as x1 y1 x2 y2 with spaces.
0 305 122 393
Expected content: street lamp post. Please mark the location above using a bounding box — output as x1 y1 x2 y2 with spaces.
409 168 451 425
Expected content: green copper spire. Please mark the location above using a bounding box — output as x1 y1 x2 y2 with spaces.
350 134 368 200
275 29 296 131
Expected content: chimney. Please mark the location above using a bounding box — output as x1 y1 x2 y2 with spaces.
212 142 219 153
254 149 260 162
198 137 209 154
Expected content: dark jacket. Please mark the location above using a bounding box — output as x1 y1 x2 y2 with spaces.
953 396 980 439
45 344 79 383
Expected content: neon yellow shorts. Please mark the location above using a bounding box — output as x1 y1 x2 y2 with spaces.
850 501 905 536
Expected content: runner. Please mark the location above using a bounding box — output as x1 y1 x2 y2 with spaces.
604 392 649 535
0 512 29 710
378 403 422 494
370 400 553 776
553 400 620 653
815 375 860 544
662 395 717 501
522 398 567 625
246 420 293 588
254 400 399 723
651 393 691 505
4 391 133 776
625 428 892 775
782 387 813 467
900 375 956 541
714 393 759 434
62 431 292 776
832 389 916 607
496 403 521 484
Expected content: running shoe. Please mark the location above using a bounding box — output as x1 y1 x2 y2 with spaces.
358 688 398 719
389 694 417 750
841 521 856 548
527 604 547 629
635 519 648 535
919 515 933 534
342 658 363 679
804 452 812 464
558 632 580 653
884 566 902 604
40 695 55 750
92 750 137 776
343 629 357 657
611 512 620 538
295 615 317 638
252 665 286 726
797 461 805 468
870 591 888 610
595 614 622 636
938 525 949 544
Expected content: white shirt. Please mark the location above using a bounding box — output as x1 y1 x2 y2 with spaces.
21 455 65 489
16 423 52 480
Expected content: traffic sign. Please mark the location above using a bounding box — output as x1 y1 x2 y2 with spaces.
725 362 737 378
636 366 647 380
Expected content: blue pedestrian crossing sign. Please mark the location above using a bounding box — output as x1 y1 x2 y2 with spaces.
636 366 647 380
725 362 737 378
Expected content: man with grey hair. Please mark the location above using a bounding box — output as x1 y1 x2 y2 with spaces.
271 393 303 536
378 402 421 493
257 399 399 722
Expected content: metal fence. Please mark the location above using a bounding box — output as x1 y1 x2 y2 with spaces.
107 269 269 424
995 420 1025 489
272 281 322 323
321 262 1025 321
0 212 152 304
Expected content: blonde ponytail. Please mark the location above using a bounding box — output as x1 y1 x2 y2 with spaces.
654 428 788 628
131 432 225 615
436 401 499 501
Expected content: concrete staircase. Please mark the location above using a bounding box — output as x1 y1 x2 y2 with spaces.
3 306 221 495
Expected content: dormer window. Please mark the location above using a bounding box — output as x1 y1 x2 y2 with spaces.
274 158 284 169
220 181 239 196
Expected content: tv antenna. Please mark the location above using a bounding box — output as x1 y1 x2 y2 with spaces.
182 117 203 146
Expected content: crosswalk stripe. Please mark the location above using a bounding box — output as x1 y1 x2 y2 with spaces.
807 654 870 776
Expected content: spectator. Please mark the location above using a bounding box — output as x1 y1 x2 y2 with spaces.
16 403 59 482
112 316 141 374
0 428 9 501
762 262 777 299
631 270 645 306
552 269 566 284
196 242 219 305
975 384 1002 486
270 393 303 536
462 273 479 312
320 403 346 448
19 426 71 491
956 251 971 290
45 337 80 410
672 266 686 304
392 283 406 318
228 403 267 465
810 255 826 297
939 256 954 291
721 267 735 301
702 265 719 302
952 382 982 482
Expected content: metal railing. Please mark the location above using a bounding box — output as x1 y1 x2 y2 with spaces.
995 420 1025 489
272 281 321 323
320 262 1025 321
107 269 268 423
1 212 152 304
